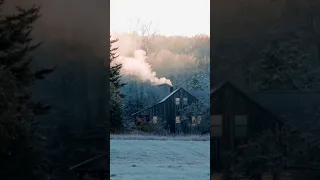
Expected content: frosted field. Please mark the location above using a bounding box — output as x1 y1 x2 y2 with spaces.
110 138 210 180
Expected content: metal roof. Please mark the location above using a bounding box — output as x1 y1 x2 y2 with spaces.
131 87 200 116
158 88 181 103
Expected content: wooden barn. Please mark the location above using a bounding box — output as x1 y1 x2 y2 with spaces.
211 81 320 179
132 86 201 133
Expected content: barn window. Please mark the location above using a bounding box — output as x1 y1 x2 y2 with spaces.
183 98 188 105
153 116 158 124
197 116 201 124
235 115 247 137
192 116 196 125
175 98 180 105
192 116 201 125
136 117 143 125
176 116 181 124
211 115 222 137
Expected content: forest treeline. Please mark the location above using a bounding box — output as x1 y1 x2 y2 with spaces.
112 33 210 133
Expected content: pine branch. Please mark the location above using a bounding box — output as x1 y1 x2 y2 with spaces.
34 66 56 80
32 101 52 115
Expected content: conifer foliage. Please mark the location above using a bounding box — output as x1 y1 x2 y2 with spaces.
110 36 126 132
0 2 54 179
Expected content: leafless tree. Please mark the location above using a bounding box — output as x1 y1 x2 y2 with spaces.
129 18 158 56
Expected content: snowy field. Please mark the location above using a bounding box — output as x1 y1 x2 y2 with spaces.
110 137 210 180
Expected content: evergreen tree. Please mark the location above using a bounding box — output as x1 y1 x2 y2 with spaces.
0 2 54 180
248 33 320 91
110 36 126 132
188 78 202 90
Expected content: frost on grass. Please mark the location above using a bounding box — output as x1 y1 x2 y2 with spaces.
110 134 210 141
110 140 210 180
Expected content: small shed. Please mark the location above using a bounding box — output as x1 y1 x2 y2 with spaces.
69 153 109 180
132 86 201 133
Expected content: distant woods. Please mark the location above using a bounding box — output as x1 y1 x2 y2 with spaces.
113 31 210 133
113 32 210 85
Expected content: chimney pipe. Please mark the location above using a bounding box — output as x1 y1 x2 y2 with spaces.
170 86 173 93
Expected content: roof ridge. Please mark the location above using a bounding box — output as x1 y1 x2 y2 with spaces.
131 87 200 116
158 87 182 103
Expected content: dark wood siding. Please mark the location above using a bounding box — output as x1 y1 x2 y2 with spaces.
211 82 285 173
163 88 198 133
134 88 199 133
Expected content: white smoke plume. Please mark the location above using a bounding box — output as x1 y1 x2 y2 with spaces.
112 49 172 86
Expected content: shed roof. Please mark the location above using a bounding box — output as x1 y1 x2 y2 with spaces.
159 88 181 103
249 92 320 136
211 81 285 125
132 87 200 116
211 81 320 136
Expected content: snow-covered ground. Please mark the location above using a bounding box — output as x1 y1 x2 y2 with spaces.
110 139 210 180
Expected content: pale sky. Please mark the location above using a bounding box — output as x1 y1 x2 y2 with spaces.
110 0 210 37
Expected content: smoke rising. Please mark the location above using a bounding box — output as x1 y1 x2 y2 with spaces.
112 49 172 86
112 32 173 86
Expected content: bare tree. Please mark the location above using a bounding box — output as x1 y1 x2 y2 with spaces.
129 18 158 56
